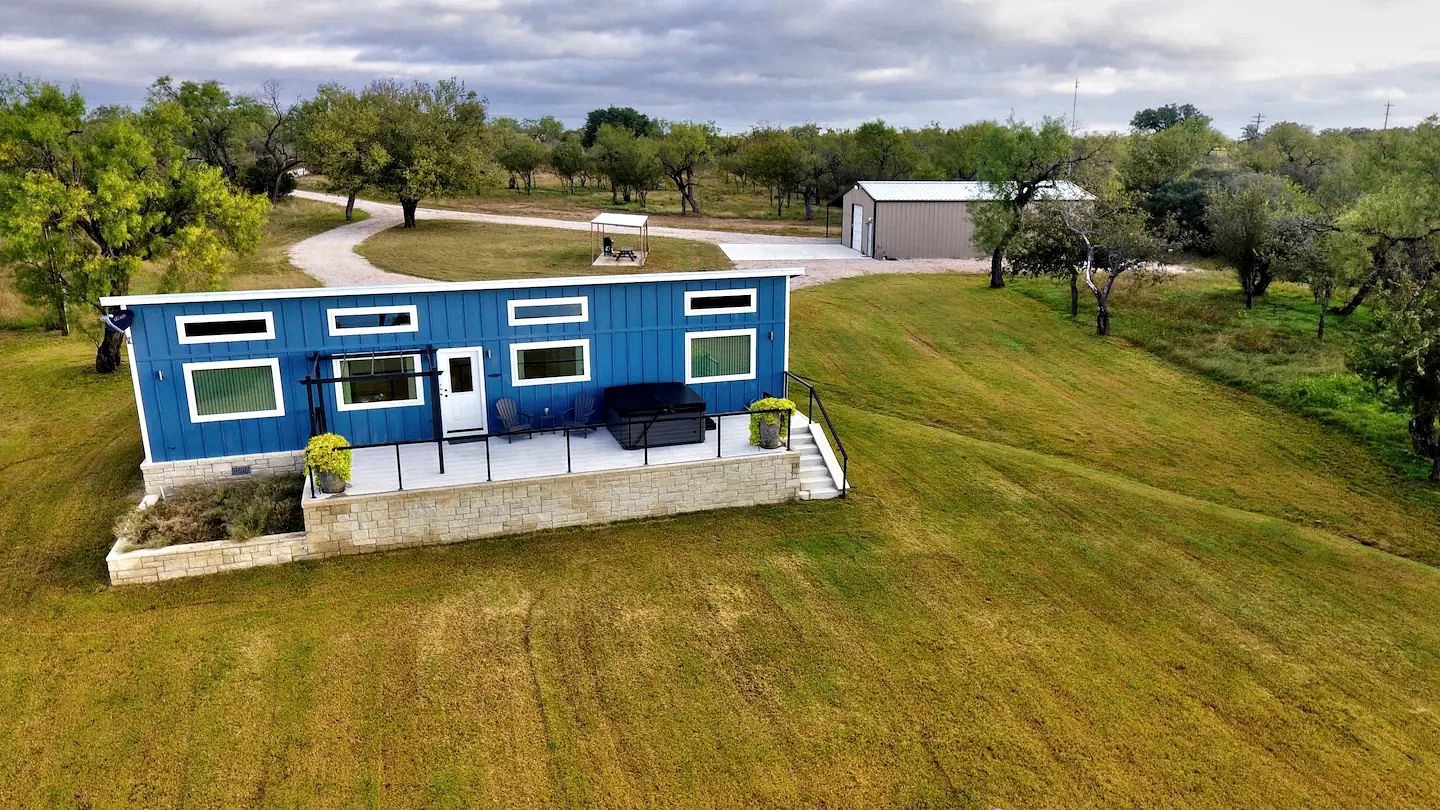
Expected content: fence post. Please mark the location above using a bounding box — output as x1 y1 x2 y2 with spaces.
717 413 723 458
643 422 649 466
395 444 404 491
565 427 572 473
785 409 791 450
485 437 492 482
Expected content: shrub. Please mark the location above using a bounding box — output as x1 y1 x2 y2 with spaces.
748 397 797 445
305 433 352 481
116 474 305 550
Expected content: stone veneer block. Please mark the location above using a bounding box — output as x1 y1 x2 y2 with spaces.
140 450 306 495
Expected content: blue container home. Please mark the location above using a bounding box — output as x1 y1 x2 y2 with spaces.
102 268 803 470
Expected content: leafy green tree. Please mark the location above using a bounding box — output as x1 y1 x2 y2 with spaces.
581 106 654 148
0 79 268 371
364 78 489 228
590 124 661 206
1204 172 1297 308
547 134 586 192
972 118 1096 288
1063 196 1168 335
494 127 548 194
656 121 712 214
1130 103 1209 132
1121 117 1223 194
294 84 389 220
852 119 919 181
745 129 806 217
1270 213 1362 338
1352 269 1440 480
1008 202 1088 315
146 76 258 183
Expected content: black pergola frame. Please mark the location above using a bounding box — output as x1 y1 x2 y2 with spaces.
300 345 448 475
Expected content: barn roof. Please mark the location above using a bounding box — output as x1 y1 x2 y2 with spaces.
855 180 1094 202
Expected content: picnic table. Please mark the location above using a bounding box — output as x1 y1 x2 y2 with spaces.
615 248 638 262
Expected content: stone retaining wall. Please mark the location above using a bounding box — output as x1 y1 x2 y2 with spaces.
109 452 800 585
141 449 305 495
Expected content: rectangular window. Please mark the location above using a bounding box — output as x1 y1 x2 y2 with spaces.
507 296 589 326
183 358 285 423
327 304 419 336
333 354 424 411
510 339 591 386
684 289 757 316
176 312 275 344
686 329 756 383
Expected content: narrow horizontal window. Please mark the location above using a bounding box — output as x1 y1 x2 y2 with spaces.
333 354 424 411
176 312 275 344
510 339 591 386
684 289 757 316
183 359 285 423
507 296 589 326
686 329 756 384
327 304 419 335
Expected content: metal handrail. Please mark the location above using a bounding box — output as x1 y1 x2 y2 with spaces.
784 371 849 497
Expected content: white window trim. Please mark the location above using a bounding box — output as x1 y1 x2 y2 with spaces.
332 353 426 412
685 328 757 384
182 358 286 423
509 338 592 387
684 288 758 316
507 295 590 326
175 311 276 344
326 304 419 336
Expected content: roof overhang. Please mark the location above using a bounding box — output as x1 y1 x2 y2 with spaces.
590 212 649 228
101 267 807 307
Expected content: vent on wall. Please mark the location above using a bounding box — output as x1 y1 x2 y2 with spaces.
230 465 253 477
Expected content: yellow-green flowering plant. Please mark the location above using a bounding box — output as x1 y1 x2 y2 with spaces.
748 397 796 446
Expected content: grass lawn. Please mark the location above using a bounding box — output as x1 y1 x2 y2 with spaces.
218 197 366 292
3 275 1440 806
359 219 731 282
1012 271 1423 479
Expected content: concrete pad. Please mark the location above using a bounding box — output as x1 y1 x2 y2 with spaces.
719 243 867 261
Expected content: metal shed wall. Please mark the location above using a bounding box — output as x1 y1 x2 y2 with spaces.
874 201 983 260
839 186 875 256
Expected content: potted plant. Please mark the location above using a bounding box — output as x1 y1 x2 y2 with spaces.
304 433 352 494
748 397 797 449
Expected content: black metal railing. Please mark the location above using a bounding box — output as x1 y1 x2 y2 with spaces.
784 371 849 497
305 407 796 497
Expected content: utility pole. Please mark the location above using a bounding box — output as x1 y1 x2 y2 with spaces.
1070 77 1078 135
1245 112 1266 141
1383 101 1393 130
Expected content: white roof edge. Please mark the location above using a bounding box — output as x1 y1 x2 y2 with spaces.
590 212 649 226
101 267 807 307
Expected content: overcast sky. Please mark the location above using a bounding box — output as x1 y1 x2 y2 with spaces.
3 0 1437 136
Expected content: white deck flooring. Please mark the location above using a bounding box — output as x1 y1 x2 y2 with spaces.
718 243 866 261
336 413 797 497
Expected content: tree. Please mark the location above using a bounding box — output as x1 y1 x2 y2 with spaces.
1063 197 1168 335
745 129 806 217
494 128 548 194
248 80 303 202
656 121 711 214
852 119 919 181
1121 117 1223 194
1270 213 1359 339
1008 202 1088 316
1352 268 1440 480
294 84 389 220
364 78 489 228
146 76 257 183
972 118 1097 288
1204 172 1296 308
547 134 586 192
581 106 654 148
1130 103 1209 132
0 79 268 371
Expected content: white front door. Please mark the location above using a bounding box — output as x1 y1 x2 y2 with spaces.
850 204 864 252
437 347 487 434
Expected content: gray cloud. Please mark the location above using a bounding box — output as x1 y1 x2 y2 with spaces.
2 0 1437 135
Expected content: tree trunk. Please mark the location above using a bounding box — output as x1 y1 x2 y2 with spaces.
776 189 783 218
1334 268 1380 316
686 184 700 216
1242 270 1254 310
1096 300 1110 335
95 329 124 374
400 198 419 229
345 191 357 221
1410 410 1440 481
610 180 618 204
1316 298 1328 340
803 189 814 220
1253 268 1274 297
1069 272 1079 317
989 216 1021 289
622 186 631 204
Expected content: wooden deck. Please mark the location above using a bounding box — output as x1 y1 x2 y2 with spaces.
334 413 793 497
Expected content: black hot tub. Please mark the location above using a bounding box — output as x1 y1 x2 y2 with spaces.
604 383 707 449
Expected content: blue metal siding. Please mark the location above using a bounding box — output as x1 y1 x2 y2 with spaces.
128 276 790 462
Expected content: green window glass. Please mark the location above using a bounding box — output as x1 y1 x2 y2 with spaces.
690 334 752 380
516 345 586 381
191 364 278 417
339 355 419 406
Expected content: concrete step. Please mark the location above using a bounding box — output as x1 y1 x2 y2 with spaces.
800 486 842 500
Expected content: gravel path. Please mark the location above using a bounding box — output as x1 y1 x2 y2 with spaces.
289 190 987 288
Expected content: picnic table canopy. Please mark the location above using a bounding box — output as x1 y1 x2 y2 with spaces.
590 212 649 258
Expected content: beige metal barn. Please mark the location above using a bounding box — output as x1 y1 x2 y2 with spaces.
837 181 1094 260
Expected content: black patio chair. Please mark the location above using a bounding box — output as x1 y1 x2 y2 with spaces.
602 236 614 256
564 392 597 437
495 397 533 442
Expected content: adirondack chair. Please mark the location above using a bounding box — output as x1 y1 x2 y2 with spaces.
563 392 597 437
495 397 533 442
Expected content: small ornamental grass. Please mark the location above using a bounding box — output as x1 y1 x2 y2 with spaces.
116 474 305 550
748 396 796 445
304 433 352 481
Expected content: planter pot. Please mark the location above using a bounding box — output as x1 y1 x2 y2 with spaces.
315 470 347 494
758 421 782 449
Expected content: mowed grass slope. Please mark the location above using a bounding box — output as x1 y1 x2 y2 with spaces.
1 277 1439 806
358 219 730 282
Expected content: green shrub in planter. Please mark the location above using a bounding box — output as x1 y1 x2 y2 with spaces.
748 397 796 447
305 433 352 493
